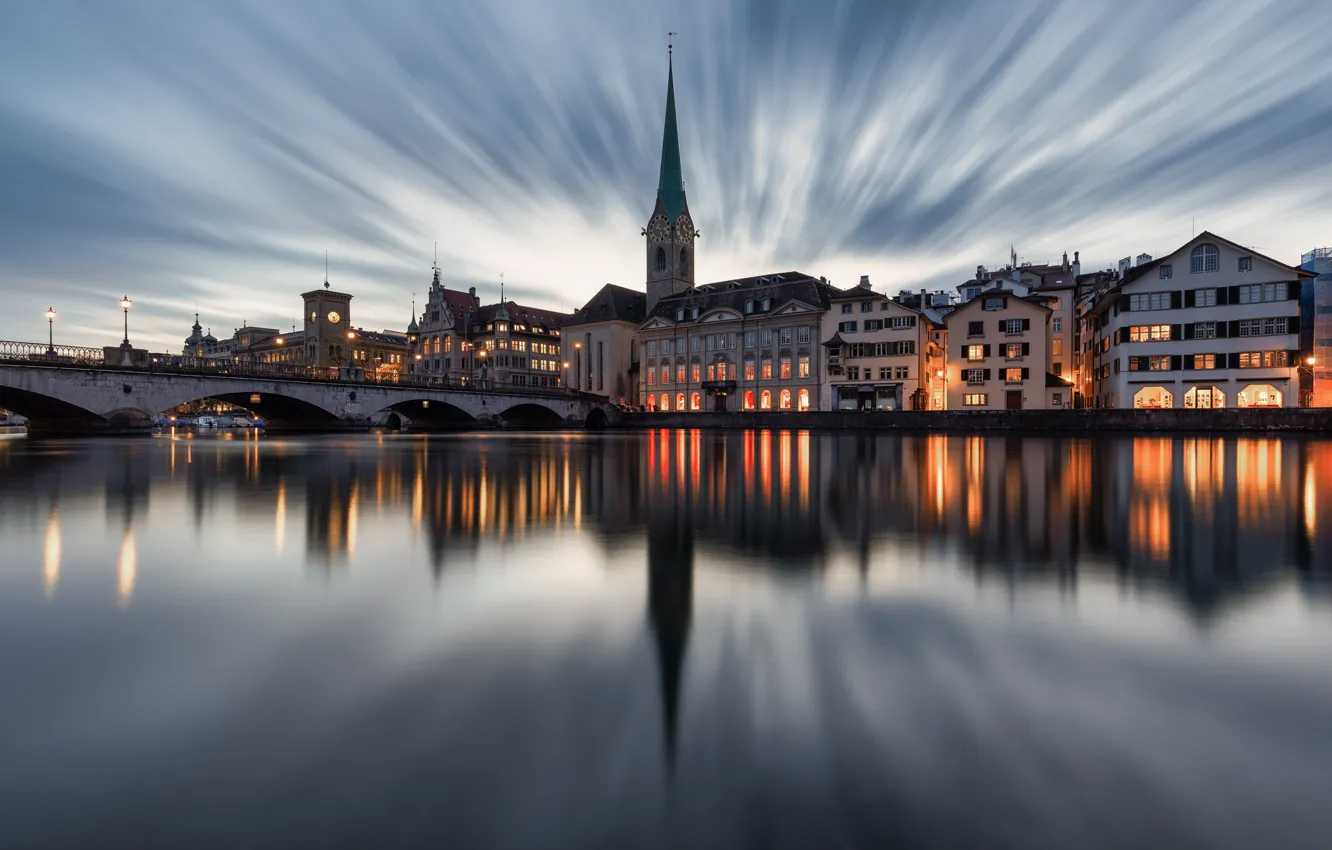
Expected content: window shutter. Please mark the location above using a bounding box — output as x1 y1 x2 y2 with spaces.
1184 354 1195 370
1022 367 1030 380
1228 320 1240 337
1171 324 1183 341
960 344 967 359
1114 328 1125 345
1021 318 1030 330
983 344 992 358
1290 349 1302 366
997 320 1005 333
1171 291 1182 310
1227 286 1240 304
1113 358 1120 374
908 341 916 354
1114 300 1122 316
1184 290 1195 308
1217 322 1229 339
983 369 992 381
1288 316 1300 335
1228 352 1241 369
1022 342 1031 356
1171 355 1182 371
1217 287 1229 306
1288 281 1301 301
1183 324 1195 341
909 316 917 327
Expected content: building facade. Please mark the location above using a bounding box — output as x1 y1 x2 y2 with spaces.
1303 247 1332 407
562 284 646 403
819 276 946 410
1084 232 1311 409
944 290 1066 410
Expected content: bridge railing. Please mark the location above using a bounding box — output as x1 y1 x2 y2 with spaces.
1 339 600 402
0 340 105 365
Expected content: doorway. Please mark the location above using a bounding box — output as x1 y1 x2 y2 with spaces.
1006 391 1023 410
713 392 727 412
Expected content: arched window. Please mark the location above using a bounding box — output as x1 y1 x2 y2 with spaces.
660 393 670 411
680 249 689 275
1238 384 1282 408
798 389 810 411
655 247 667 272
690 392 701 411
1190 244 1219 274
780 389 792 409
676 393 685 411
744 390 755 410
1133 386 1174 409
761 390 772 410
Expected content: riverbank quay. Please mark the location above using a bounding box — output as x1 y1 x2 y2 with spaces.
619 408 1332 433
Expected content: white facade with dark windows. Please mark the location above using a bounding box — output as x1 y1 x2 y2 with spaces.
1083 232 1313 409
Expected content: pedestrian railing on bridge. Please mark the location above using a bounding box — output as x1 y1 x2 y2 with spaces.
0 339 597 402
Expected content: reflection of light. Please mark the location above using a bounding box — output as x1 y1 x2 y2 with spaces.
43 508 61 599
798 430 810 512
1304 456 1315 539
1133 438 1172 492
275 479 287 554
779 430 791 506
1130 498 1170 561
117 529 137 608
1237 439 1282 530
348 481 359 561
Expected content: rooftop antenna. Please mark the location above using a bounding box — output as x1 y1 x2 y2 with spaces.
500 272 505 305
324 250 330 289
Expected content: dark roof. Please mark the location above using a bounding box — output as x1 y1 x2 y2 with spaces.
944 288 1053 322
821 332 847 347
1046 372 1072 388
476 301 568 330
352 329 407 346
567 284 647 326
645 271 834 324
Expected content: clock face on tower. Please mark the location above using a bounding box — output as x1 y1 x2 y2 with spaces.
310 310 317 322
647 213 670 244
327 311 342 324
675 213 694 245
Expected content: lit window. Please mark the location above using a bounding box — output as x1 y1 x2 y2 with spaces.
967 345 984 361
798 355 809 377
690 392 700 411
798 389 810 411
760 390 772 409
780 357 791 379
1004 368 1023 384
964 393 988 406
780 389 792 409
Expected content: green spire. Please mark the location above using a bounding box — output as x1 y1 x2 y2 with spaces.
657 53 686 222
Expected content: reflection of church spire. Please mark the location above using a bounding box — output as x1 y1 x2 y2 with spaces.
647 505 693 773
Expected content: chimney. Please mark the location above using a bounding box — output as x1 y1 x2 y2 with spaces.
1062 251 1070 271
858 274 871 290
1072 251 1081 278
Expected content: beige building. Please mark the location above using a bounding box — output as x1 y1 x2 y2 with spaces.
562 284 646 403
944 290 1069 410
819 276 947 410
638 272 836 413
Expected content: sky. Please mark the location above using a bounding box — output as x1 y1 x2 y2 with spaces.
2 0 1331 352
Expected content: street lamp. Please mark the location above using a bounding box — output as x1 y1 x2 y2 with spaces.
574 341 582 391
347 331 356 340
45 307 56 354
120 296 132 348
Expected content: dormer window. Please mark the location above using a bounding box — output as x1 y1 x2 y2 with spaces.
761 298 771 311
745 300 754 314
691 307 699 320
983 296 1006 311
1190 244 1219 274
677 309 685 321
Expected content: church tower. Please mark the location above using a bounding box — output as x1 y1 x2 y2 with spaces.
645 44 695 311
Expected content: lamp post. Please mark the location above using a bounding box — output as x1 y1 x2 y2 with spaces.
1300 355 1318 407
45 307 56 354
562 361 570 389
574 341 582 392
119 296 132 348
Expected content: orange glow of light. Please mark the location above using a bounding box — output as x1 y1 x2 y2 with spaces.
275 479 287 554
117 529 137 609
1237 439 1282 530
1304 455 1316 539
1133 438 1173 493
798 430 810 512
779 430 791 507
760 430 772 507
43 508 61 599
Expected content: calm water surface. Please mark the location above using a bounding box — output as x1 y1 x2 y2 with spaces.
2 429 1331 849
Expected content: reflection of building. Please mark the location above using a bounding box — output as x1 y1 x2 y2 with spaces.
1084 232 1313 409
1302 247 1332 407
646 488 693 768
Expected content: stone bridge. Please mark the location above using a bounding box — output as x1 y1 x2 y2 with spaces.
0 361 616 434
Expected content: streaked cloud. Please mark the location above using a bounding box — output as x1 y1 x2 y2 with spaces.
1 0 1329 349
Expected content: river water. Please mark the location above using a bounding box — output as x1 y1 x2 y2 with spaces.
1 429 1330 849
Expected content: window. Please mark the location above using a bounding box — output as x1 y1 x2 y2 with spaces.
1129 325 1171 342
1190 244 1219 274
1129 292 1172 311
744 331 756 348
838 321 857 333
967 321 984 337
964 393 988 406
1004 368 1023 384
1052 317 1062 333
1052 393 1062 406
648 369 656 385
1194 322 1217 340
761 299 771 311
762 358 773 379
1238 256 1252 273
890 316 912 329
780 356 791 379
864 319 882 331
661 339 672 356
707 334 716 351
983 297 1006 311
743 391 755 410
1003 319 1023 335
879 367 891 380
846 366 859 380
660 366 670 384
895 366 909 379
1052 339 1063 356
760 390 772 410
744 358 755 380
745 300 755 314
798 355 809 377
690 392 701 411
1160 265 1173 279
728 362 737 380
676 365 686 383
1005 343 1023 360
797 326 811 344
966 369 985 384
1239 283 1282 303
779 327 793 345
1239 318 1288 336
677 393 685 410
1149 356 1172 371
656 247 666 272
706 364 715 381
1239 351 1289 368
780 389 792 409
967 345 984 361
691 364 701 382
691 337 701 353
1194 354 1217 370
798 389 810 411
841 303 853 314
646 341 657 356
1196 288 1217 307
760 330 773 347
861 301 874 313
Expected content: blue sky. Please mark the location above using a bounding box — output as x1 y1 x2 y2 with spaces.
2 0 1330 350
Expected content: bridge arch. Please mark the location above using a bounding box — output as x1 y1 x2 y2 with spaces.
0 384 106 432
169 389 342 429
497 402 567 429
378 398 477 430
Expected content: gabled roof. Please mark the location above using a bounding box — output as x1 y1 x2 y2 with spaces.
943 288 1053 322
567 284 647 327
1121 230 1315 286
476 301 568 330
643 271 834 326
1045 372 1072 388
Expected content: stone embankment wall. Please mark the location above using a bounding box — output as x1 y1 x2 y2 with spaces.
620 409 1332 433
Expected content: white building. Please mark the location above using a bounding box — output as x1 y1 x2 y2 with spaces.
1084 232 1312 409
819 276 946 410
943 289 1069 410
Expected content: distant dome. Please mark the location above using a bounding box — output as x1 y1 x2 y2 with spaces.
203 329 217 343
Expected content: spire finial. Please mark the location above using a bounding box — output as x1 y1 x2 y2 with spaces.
324 250 330 289
668 31 675 57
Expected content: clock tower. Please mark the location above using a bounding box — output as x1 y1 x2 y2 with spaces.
302 282 353 368
645 46 695 311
